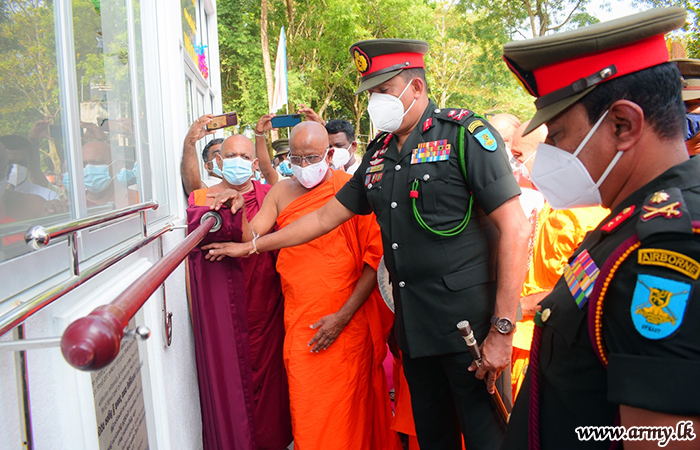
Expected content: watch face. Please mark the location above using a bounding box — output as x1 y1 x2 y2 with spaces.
496 318 513 333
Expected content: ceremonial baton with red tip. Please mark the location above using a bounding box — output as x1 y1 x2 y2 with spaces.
456 320 510 423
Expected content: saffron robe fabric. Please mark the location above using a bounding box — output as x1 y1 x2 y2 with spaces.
276 170 400 450
187 204 255 450
191 181 292 449
511 203 608 399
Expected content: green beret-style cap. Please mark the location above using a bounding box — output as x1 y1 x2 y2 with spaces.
503 7 687 134
349 39 429 94
671 58 700 102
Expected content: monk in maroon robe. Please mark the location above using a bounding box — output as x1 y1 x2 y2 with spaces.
188 134 291 450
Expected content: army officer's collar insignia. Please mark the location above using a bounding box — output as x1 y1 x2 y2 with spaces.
602 205 635 234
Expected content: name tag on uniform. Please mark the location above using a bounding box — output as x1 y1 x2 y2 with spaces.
411 140 451 164
366 164 384 173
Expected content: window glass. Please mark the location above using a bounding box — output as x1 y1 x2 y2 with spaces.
0 0 166 294
0 1 68 260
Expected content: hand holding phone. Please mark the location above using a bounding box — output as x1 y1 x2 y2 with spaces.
207 112 238 131
270 114 302 128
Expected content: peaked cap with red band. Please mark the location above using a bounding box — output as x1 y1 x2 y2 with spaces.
503 7 687 135
349 39 429 94
671 58 700 102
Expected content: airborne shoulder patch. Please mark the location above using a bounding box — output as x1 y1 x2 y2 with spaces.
638 249 700 280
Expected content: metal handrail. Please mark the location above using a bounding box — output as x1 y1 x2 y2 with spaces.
61 212 220 371
24 200 158 248
0 223 174 337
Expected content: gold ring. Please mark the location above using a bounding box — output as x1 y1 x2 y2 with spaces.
196 119 200 123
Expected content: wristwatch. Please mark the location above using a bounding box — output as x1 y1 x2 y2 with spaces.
490 315 515 334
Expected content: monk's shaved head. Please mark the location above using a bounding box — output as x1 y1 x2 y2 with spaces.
489 113 521 150
221 134 255 160
290 121 329 157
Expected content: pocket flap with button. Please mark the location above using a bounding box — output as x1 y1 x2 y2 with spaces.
442 261 495 291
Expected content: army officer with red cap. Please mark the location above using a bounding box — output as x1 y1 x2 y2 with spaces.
219 39 531 449
500 7 700 450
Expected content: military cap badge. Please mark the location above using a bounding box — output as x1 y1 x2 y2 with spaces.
353 48 370 74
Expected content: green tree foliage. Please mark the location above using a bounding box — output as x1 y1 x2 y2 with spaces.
217 0 540 142
634 0 699 57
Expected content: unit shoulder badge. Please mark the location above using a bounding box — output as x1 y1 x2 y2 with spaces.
630 273 691 339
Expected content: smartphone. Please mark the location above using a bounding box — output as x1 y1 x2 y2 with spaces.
270 114 302 128
207 112 238 131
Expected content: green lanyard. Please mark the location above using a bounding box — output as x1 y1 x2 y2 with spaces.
411 126 474 237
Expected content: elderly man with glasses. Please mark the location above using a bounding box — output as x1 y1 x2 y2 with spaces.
203 121 400 450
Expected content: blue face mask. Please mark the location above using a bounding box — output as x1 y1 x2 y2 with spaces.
132 162 139 180
62 173 70 192
84 164 113 193
686 114 700 141
277 160 294 177
221 157 254 186
210 159 223 178
117 168 136 186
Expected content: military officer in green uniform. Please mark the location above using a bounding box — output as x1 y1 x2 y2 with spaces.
500 7 700 450
205 39 531 449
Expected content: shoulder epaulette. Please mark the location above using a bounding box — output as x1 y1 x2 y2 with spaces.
434 108 475 126
636 187 693 241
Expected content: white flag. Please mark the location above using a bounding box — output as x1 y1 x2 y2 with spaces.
271 27 288 113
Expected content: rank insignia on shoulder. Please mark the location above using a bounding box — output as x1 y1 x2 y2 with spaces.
602 205 635 234
638 249 700 280
473 128 498 152
436 108 475 125
631 274 690 339
563 249 600 309
411 140 451 164
637 188 692 241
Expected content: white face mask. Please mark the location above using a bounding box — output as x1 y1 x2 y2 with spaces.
367 79 417 132
514 151 537 182
7 164 29 186
332 143 352 168
531 110 622 209
292 150 329 189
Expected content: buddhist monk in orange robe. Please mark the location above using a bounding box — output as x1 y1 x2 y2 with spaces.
203 122 400 450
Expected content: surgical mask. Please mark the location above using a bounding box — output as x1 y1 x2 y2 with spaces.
83 164 113 194
209 159 223 178
7 164 28 186
132 162 138 181
530 110 622 209
277 160 294 177
221 157 254 185
332 144 352 168
367 79 417 132
292 150 329 189
62 173 70 192
117 168 136 186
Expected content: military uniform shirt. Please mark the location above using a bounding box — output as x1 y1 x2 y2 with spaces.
336 100 520 358
504 156 700 450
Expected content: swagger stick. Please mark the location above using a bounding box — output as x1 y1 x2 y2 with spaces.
456 320 510 423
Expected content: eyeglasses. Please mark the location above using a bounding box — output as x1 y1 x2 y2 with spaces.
289 149 328 166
